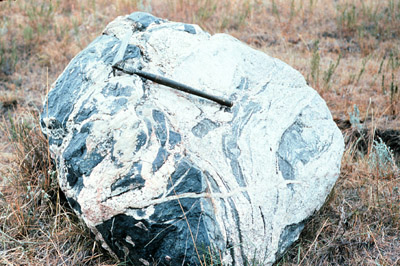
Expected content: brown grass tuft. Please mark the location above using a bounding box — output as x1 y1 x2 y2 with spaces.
0 110 118 265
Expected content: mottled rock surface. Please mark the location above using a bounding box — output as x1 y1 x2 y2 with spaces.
41 12 344 266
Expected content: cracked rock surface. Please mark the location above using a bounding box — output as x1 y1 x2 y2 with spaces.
41 12 344 266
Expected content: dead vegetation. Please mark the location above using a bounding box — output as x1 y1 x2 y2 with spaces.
0 0 399 265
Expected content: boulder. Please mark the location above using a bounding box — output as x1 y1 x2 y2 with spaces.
41 12 344 265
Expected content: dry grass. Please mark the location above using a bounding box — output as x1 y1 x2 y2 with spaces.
0 111 117 265
0 0 399 265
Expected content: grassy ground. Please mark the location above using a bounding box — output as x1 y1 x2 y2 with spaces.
0 0 399 265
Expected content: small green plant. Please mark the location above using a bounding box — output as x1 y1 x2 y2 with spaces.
337 3 357 35
336 0 400 41
289 0 295 21
0 36 18 76
218 0 252 31
193 0 217 22
381 51 399 114
382 73 386 95
323 54 341 90
4 113 52 190
23 25 34 42
310 40 320 87
308 0 315 14
389 73 399 114
347 55 370 84
369 137 398 178
271 0 280 21
198 245 224 266
349 104 362 131
356 55 371 83
233 0 252 29
25 0 54 35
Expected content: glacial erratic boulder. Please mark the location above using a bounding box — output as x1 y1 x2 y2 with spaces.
41 12 344 265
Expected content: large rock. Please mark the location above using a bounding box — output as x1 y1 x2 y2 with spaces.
41 12 344 265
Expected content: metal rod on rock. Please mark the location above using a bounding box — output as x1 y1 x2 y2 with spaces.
112 65 233 108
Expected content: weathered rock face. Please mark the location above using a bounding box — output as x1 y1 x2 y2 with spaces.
41 12 344 265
